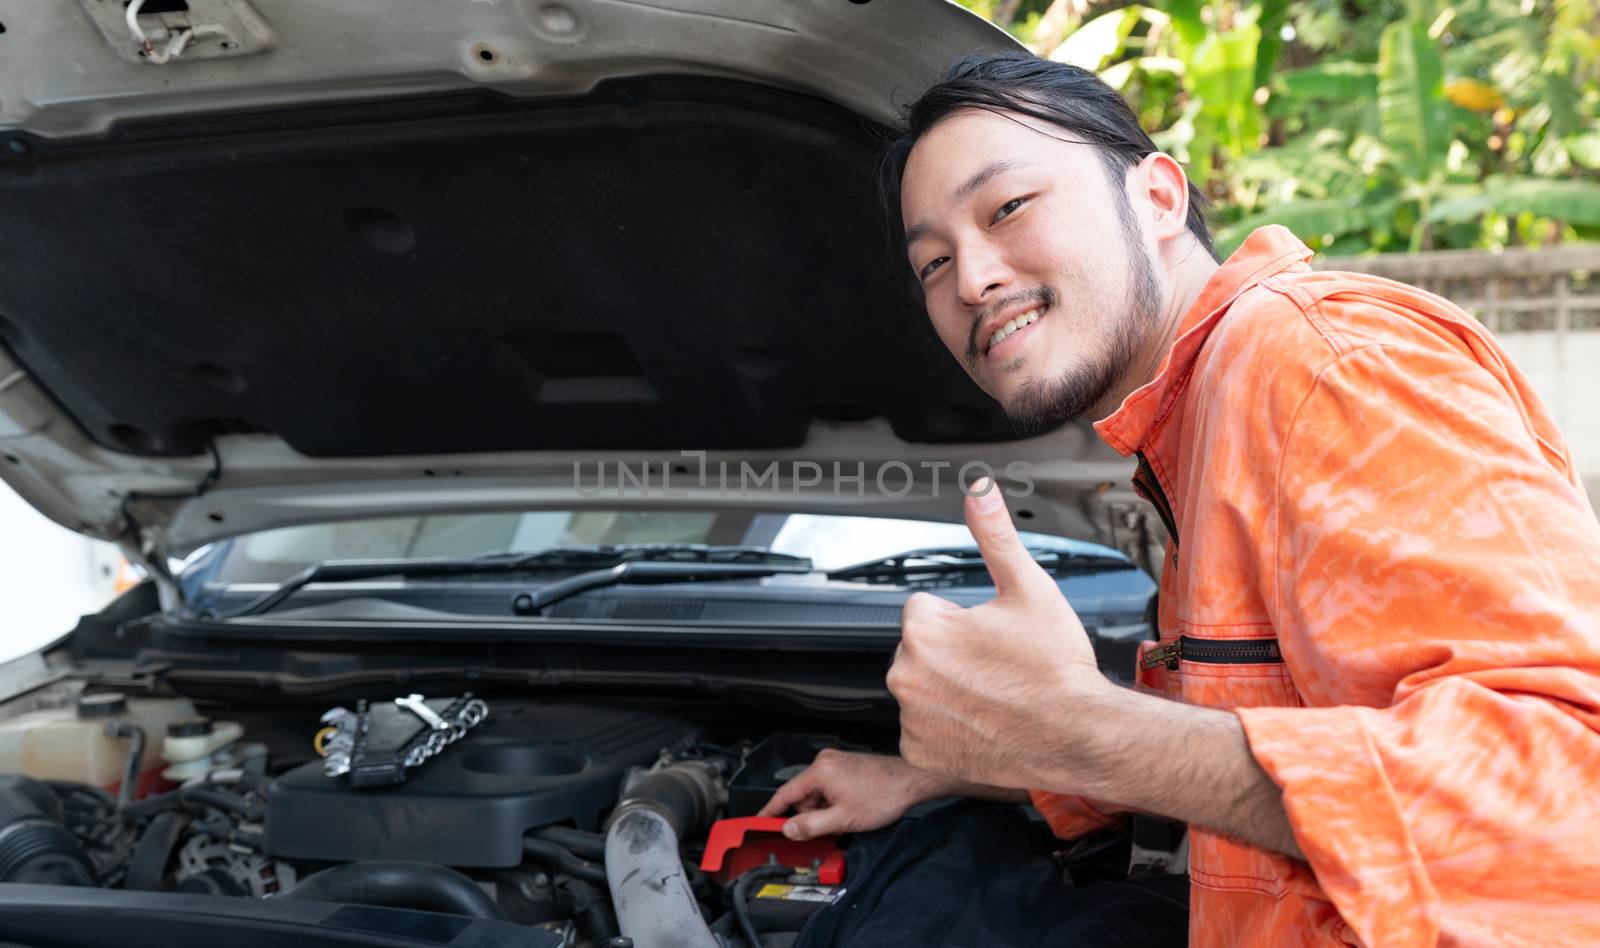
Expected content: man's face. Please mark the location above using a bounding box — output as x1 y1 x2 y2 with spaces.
900 108 1163 432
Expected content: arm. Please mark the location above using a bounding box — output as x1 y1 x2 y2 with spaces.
1037 686 1303 859
889 486 1302 857
757 749 1027 841
1224 342 1600 945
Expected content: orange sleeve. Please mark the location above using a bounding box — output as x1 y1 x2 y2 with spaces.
1236 342 1600 947
1027 788 1122 840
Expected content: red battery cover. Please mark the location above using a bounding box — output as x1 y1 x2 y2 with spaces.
699 816 846 885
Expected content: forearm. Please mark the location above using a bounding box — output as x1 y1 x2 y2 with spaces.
950 778 1032 804
899 757 1030 805
1034 686 1303 859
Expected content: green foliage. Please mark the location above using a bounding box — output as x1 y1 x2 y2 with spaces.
1377 20 1451 182
1274 62 1378 100
951 0 1600 255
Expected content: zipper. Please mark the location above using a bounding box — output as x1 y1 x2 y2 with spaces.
1131 451 1180 569
1128 453 1284 673
1141 635 1284 671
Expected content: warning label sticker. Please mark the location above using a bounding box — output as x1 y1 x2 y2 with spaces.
755 883 844 903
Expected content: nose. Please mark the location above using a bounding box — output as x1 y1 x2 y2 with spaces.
955 242 1012 307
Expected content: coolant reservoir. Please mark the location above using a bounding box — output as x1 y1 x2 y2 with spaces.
0 692 197 792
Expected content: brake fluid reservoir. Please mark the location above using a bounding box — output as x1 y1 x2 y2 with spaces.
160 717 244 781
0 692 197 791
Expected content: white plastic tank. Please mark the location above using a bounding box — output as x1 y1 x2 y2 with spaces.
0 692 197 793
160 717 245 781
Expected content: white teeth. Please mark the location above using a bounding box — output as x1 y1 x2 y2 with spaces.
987 308 1046 353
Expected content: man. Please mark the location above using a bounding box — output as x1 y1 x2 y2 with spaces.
761 51 1600 946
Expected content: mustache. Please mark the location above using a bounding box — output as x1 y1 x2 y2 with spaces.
965 286 1058 369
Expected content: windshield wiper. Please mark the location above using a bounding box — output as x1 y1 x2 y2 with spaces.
572 544 811 566
211 545 811 619
826 546 1128 582
509 559 814 616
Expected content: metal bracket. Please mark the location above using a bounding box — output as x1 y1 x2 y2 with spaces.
1105 500 1166 580
75 0 275 65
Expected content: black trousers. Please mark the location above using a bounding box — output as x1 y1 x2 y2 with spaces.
794 800 1190 948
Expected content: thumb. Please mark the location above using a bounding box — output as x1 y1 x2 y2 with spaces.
784 806 849 841
963 476 1047 597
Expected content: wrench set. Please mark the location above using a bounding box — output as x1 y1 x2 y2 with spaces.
318 693 490 788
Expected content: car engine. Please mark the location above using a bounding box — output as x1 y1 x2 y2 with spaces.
0 691 875 947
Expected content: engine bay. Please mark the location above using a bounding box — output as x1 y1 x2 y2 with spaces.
0 688 896 947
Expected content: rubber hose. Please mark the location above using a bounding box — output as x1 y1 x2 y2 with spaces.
125 812 190 890
43 781 115 810
190 817 264 851
122 785 262 823
531 825 607 862
733 864 792 948
521 837 608 886
283 860 506 921
556 876 621 944
103 722 146 814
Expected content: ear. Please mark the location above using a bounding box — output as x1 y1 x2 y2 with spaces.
1133 152 1191 244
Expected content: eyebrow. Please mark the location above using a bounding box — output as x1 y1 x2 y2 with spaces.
903 159 1030 249
955 159 1025 201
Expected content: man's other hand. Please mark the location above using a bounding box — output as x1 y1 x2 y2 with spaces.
887 477 1114 791
756 749 964 840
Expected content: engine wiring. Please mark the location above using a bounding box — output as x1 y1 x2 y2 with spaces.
19 701 887 945
123 0 228 65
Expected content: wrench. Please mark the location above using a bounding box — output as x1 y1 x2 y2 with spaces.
394 693 450 731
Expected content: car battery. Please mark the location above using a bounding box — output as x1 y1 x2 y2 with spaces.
743 873 847 932
700 816 846 884
702 816 849 934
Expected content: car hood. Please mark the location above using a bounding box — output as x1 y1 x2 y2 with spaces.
0 0 1150 577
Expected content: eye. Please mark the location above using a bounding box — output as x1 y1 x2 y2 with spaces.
992 196 1028 224
918 256 949 281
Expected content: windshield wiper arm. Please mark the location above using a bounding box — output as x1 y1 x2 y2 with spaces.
826 546 1127 581
575 544 812 566
210 545 812 620
510 560 814 616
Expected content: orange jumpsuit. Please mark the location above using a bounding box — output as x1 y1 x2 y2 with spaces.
1030 226 1600 946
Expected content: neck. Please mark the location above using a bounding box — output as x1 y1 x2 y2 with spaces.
1087 235 1220 420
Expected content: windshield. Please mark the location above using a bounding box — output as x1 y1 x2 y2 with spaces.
184 509 1124 585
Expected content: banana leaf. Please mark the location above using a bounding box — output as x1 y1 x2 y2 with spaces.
1216 197 1397 256
1254 0 1291 89
1189 24 1263 160
1153 0 1206 48
1274 62 1380 101
1377 19 1452 182
1428 178 1600 227
1050 7 1143 72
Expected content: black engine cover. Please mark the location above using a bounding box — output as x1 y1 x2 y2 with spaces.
264 703 697 867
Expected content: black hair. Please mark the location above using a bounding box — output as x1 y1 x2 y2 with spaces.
878 50 1217 271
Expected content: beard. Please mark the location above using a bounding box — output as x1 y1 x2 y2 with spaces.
1002 190 1165 437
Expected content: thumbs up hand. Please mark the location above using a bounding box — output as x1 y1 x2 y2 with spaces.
886 478 1113 791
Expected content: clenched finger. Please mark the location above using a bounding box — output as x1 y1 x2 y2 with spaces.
784 805 851 841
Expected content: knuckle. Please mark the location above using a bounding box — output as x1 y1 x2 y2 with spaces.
900 593 932 624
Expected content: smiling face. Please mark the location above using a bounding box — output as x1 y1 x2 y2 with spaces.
900 108 1165 433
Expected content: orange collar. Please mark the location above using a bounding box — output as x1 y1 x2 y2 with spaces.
1093 226 1313 456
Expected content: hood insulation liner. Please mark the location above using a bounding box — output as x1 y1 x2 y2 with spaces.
0 77 1018 458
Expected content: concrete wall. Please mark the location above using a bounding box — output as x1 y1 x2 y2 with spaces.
1493 330 1600 503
